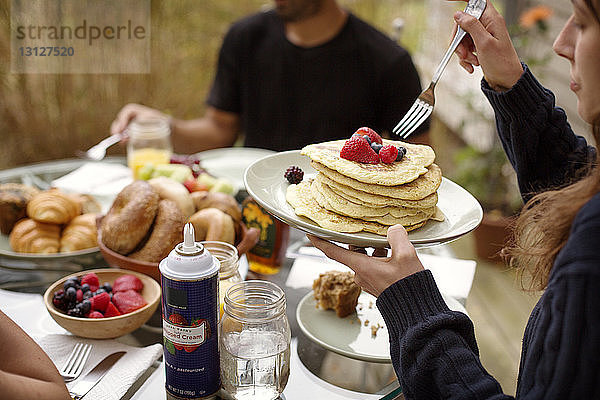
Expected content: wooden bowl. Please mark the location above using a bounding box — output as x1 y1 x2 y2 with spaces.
43 268 160 339
98 221 259 281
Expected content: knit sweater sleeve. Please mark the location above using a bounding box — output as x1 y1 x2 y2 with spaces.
376 271 511 399
481 65 595 202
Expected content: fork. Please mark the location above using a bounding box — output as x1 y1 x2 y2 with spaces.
392 0 486 139
78 132 126 161
59 343 92 382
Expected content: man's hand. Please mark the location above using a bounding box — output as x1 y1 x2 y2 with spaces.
308 225 424 297
449 0 523 91
110 103 169 135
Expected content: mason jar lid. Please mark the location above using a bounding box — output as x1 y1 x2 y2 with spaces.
128 117 170 140
223 280 286 322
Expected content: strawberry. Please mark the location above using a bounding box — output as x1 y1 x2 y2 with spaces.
90 292 110 312
168 313 187 326
354 127 382 145
81 273 99 292
113 275 144 293
88 311 104 318
379 145 399 164
340 135 380 164
104 302 122 317
113 290 147 314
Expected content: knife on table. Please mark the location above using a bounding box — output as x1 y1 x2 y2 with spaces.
69 351 126 400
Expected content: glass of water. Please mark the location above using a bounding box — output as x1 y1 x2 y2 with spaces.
220 280 291 400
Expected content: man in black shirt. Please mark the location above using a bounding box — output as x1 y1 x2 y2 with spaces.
111 0 427 152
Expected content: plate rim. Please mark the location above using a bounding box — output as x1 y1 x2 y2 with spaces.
244 150 483 248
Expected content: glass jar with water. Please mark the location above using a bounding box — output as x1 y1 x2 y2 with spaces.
220 280 291 400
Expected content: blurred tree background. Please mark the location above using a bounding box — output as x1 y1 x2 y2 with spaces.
0 0 425 169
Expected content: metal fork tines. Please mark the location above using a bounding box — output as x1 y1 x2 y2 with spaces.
59 343 92 382
393 0 486 139
78 133 124 161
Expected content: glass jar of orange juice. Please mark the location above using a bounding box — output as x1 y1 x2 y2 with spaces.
127 117 172 179
200 241 242 319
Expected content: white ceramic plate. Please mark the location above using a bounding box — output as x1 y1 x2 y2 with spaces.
297 291 467 363
195 147 276 195
244 150 483 248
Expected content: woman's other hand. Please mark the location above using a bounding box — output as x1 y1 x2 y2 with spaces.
450 0 523 91
307 225 424 297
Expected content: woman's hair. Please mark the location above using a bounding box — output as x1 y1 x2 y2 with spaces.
505 0 600 291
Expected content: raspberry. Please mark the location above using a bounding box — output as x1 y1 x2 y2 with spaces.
284 166 304 184
379 145 399 164
340 135 380 164
88 311 104 318
81 273 99 292
354 127 383 145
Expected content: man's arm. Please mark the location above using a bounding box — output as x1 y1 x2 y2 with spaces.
0 310 70 400
110 104 240 154
170 106 240 154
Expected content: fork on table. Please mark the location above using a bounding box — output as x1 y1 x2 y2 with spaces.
59 343 92 382
392 0 487 140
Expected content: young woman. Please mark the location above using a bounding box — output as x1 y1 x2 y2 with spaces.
309 0 600 397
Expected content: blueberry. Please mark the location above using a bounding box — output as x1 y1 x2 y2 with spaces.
65 286 77 302
63 279 78 291
102 282 112 293
363 135 372 144
396 146 407 161
83 291 94 300
371 142 383 153
80 299 91 315
95 288 106 295
81 283 90 293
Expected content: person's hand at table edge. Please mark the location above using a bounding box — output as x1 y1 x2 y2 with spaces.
307 224 425 297
110 103 171 137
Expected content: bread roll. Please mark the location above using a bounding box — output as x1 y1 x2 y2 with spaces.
0 183 40 234
129 200 185 263
188 208 235 244
100 181 159 255
27 189 80 224
148 177 195 218
72 194 102 214
191 191 241 224
9 218 61 254
60 213 98 252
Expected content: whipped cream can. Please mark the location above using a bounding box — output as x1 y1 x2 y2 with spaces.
159 223 220 399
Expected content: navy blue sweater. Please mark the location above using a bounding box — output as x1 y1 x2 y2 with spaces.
377 66 600 399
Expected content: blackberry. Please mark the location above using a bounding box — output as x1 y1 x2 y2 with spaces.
81 283 90 293
65 286 77 302
284 166 304 184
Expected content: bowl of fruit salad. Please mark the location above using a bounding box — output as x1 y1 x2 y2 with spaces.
43 268 160 339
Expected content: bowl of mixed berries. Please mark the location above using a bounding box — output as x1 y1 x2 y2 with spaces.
43 268 160 339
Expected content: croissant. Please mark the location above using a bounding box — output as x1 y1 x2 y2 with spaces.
188 208 235 245
27 189 80 224
9 218 60 254
60 213 98 252
0 183 40 234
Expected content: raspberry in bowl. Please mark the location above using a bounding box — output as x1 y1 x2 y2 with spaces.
43 268 160 339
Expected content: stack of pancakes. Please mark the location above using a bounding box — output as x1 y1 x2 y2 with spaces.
286 139 443 236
